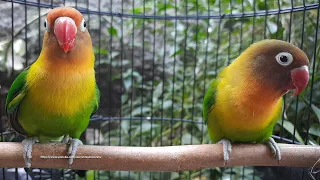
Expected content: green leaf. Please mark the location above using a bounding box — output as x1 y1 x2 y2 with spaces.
153 82 163 99
132 7 152 14
141 122 152 133
270 27 284 39
123 78 132 90
121 120 130 132
181 133 200 145
163 100 172 109
170 49 183 58
267 21 278 34
133 7 143 14
108 27 118 36
302 99 320 122
169 172 180 180
131 106 151 116
94 48 109 55
208 0 216 5
311 104 320 122
258 0 267 10
277 120 305 144
309 124 320 137
85 170 95 180
158 3 175 12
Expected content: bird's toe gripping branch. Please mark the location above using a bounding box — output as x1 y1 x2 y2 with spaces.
67 138 83 168
266 137 281 161
22 137 38 168
217 138 232 164
61 135 70 144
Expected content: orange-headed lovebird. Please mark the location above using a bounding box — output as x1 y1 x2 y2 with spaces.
5 7 100 168
203 39 309 162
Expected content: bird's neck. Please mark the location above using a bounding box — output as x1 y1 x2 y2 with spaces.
37 47 95 73
226 65 283 113
239 81 283 111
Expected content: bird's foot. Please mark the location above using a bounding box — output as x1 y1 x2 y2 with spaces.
22 137 37 168
67 138 83 168
61 135 70 143
266 137 281 161
217 138 232 165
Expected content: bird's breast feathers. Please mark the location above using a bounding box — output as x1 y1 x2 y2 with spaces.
211 96 282 131
24 62 96 116
212 68 283 131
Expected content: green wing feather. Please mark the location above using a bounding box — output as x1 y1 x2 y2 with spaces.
5 67 29 135
203 79 219 125
91 84 100 116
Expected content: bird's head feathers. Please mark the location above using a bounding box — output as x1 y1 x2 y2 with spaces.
40 7 94 68
235 39 309 97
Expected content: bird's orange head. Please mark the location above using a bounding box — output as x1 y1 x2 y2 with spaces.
39 7 94 70
44 7 89 53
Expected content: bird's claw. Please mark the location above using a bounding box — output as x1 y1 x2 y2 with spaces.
67 139 83 168
61 135 70 143
217 138 232 165
22 137 37 168
266 137 281 161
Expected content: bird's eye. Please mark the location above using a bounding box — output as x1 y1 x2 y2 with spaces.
44 19 50 32
80 18 86 32
275 52 293 66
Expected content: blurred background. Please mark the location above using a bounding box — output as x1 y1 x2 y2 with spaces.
0 0 319 179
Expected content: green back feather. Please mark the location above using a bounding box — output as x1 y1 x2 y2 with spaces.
91 84 100 116
5 67 29 135
203 79 219 125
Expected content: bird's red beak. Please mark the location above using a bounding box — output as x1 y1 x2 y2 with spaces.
54 17 77 53
290 65 309 96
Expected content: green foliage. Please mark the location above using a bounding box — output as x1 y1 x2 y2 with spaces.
311 104 320 122
108 27 118 36
277 120 304 144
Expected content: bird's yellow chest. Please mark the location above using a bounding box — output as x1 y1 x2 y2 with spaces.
25 64 96 116
212 70 283 131
211 97 279 131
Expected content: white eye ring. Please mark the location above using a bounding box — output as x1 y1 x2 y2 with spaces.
44 19 50 32
275 52 293 66
80 18 86 32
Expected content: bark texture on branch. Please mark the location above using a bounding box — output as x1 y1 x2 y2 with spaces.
0 142 319 171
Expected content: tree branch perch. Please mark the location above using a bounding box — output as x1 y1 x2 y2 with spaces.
0 142 319 171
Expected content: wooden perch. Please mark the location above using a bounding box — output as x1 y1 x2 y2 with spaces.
0 142 319 171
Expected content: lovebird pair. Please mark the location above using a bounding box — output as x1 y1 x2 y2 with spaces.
5 7 309 168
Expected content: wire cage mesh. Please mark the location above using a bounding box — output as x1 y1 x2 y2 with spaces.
0 0 319 179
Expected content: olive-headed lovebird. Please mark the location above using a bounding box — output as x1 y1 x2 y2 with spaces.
5 7 100 168
203 39 309 162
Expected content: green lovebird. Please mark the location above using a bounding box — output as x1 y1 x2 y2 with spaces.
203 39 309 162
5 7 100 168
